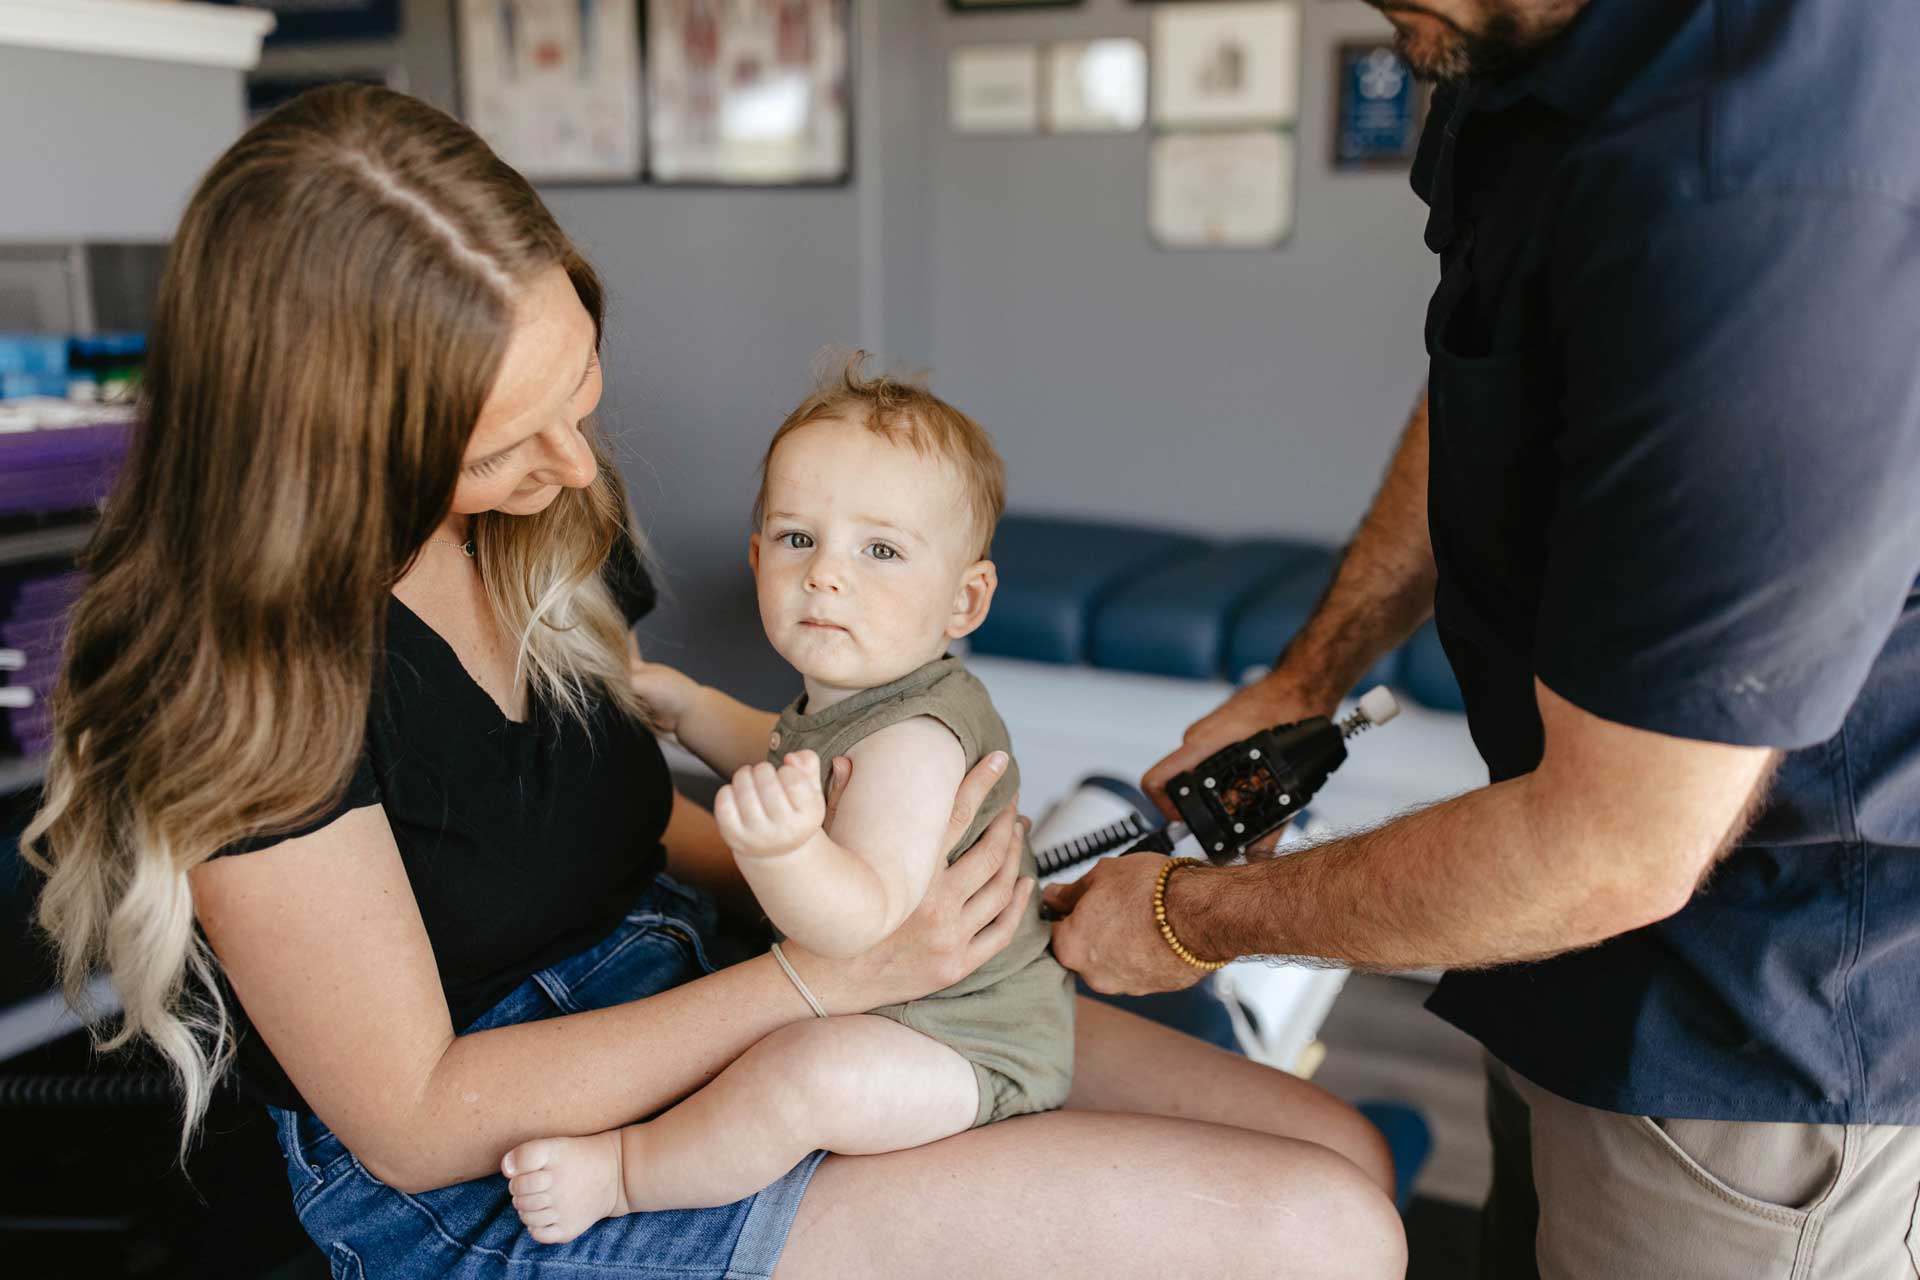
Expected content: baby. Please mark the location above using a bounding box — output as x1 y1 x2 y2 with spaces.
500 355 1073 1242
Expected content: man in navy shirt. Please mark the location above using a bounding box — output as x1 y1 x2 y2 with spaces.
1047 2 1920 1274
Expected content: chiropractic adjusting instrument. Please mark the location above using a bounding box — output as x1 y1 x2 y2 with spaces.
1034 686 1401 877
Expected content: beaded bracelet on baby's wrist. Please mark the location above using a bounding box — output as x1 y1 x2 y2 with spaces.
1153 858 1230 972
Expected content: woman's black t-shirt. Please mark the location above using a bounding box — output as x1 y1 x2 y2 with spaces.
210 556 672 1112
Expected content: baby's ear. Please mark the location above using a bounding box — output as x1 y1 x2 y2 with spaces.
947 559 998 639
747 532 762 576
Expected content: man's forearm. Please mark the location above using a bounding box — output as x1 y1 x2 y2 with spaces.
1166 774 1691 973
1275 392 1437 706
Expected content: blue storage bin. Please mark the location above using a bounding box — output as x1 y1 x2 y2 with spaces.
0 372 70 399
0 334 69 379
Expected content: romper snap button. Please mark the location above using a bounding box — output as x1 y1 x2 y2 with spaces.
769 731 781 750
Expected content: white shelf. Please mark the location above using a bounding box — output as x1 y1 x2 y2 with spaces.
0 521 94 569
0 0 275 71
0 753 48 794
0 976 119 1064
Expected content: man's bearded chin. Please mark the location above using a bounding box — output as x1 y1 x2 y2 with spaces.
1382 6 1560 84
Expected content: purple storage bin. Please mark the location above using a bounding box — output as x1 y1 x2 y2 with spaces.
0 420 131 517
13 571 87 615
2 564 85 762
10 708 54 758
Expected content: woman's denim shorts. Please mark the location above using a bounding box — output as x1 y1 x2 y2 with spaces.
267 875 826 1279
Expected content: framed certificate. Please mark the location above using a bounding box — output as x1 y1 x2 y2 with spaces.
645 0 851 186
456 0 646 184
1046 38 1146 133
1151 1 1301 128
949 1 1081 10
951 45 1041 135
1332 41 1426 169
1149 130 1295 249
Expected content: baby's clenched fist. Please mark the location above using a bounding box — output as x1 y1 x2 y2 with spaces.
715 751 826 859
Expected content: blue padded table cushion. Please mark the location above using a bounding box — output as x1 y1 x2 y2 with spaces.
1223 547 1337 678
1089 541 1327 680
973 516 1208 664
1223 551 1402 692
1219 550 1394 690
1398 620 1466 712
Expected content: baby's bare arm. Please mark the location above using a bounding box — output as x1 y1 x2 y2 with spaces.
675 685 780 777
628 641 775 777
724 718 966 957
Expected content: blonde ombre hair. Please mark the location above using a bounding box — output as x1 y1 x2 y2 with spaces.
21 84 647 1156
754 350 1007 559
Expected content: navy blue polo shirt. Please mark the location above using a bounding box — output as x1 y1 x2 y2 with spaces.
1415 0 1920 1124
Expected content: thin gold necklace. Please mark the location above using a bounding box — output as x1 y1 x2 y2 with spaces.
429 535 477 558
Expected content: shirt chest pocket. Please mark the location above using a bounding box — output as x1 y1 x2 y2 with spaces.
1425 238 1562 635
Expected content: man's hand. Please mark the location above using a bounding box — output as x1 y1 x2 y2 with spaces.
1044 854 1210 995
1141 673 1338 821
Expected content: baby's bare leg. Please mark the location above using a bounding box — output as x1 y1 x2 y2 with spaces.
505 1015 978 1243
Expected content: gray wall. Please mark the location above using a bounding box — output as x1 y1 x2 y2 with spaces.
908 0 1433 544
267 0 871 703
573 0 1435 699
15 1 1438 703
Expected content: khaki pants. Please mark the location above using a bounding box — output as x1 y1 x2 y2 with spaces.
1476 1056 1920 1280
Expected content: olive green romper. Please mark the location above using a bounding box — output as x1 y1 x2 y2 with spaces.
768 655 1075 1127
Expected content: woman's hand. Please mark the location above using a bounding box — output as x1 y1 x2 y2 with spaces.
630 657 704 734
786 751 1031 1013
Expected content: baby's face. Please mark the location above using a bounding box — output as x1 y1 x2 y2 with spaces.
752 417 992 700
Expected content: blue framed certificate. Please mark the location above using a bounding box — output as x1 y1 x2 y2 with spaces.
1332 41 1424 170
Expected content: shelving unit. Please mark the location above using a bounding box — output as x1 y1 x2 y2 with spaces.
0 976 119 1065
0 2 272 242
0 752 48 795
0 520 94 569
0 0 273 71
0 519 92 794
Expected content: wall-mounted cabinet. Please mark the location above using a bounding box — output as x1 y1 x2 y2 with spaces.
0 0 273 241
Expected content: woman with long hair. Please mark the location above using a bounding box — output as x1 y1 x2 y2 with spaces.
24 85 1403 1277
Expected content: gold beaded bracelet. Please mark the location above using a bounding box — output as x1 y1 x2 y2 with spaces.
1153 858 1229 972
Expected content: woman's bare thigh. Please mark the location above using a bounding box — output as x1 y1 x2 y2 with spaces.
774 997 1405 1279
1065 995 1394 1193
776 1109 1401 1280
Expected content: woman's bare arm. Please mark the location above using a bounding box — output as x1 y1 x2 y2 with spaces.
191 753 1028 1194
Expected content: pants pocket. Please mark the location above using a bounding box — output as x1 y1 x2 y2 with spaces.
1906 1182 1920 1275
328 1241 365 1280
1635 1116 1840 1226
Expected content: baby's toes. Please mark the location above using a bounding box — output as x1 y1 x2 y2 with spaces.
513 1189 553 1214
508 1169 554 1196
503 1139 556 1179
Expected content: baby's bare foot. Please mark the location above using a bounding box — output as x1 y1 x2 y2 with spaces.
502 1131 633 1245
